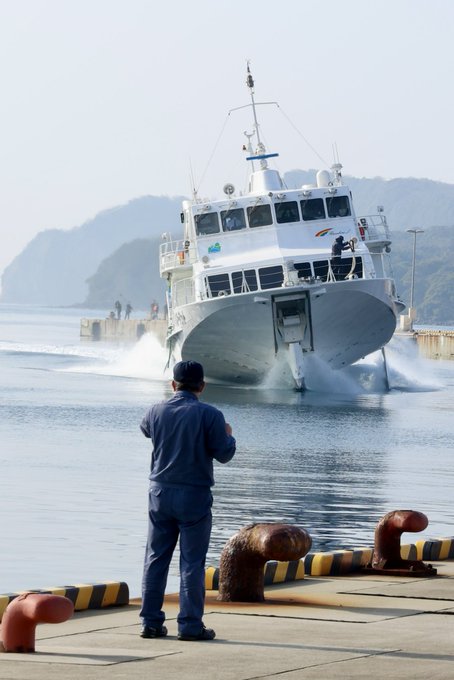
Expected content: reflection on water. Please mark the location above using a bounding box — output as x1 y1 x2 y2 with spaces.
205 384 392 563
0 305 453 596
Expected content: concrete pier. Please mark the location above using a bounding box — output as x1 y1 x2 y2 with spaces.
1 558 453 678
80 318 167 345
395 329 454 361
415 329 454 360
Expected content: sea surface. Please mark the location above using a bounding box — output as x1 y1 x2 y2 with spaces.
1 304 453 597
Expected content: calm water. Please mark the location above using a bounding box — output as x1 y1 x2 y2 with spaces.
1 304 453 597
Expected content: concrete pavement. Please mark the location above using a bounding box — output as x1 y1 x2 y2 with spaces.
1 561 453 679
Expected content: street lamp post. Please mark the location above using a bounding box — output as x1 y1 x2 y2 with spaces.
406 228 424 329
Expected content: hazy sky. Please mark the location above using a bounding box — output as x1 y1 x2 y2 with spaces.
1 0 453 275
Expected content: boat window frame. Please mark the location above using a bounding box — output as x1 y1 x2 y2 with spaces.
326 195 351 218
231 269 259 294
258 265 284 290
220 207 247 232
274 201 301 224
206 272 232 298
195 211 221 236
247 204 274 228
300 198 326 221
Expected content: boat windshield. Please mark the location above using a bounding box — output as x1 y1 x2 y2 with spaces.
195 212 220 235
247 204 273 228
326 195 351 218
300 198 326 221
221 208 246 232
275 201 300 224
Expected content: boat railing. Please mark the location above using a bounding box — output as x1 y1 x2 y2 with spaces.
160 239 195 274
356 214 391 243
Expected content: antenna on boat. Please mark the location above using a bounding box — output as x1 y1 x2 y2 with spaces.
246 62 263 151
189 158 199 202
229 62 279 171
331 143 343 185
244 61 279 170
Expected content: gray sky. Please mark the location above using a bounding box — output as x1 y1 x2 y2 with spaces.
1 0 453 276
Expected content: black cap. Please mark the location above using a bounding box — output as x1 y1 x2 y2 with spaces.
173 360 204 384
336 235 344 242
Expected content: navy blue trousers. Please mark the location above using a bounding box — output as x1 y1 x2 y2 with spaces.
140 485 212 636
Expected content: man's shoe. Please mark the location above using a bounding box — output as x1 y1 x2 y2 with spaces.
140 624 168 638
178 625 216 641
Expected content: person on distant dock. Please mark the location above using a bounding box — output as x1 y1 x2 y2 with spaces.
139 360 236 641
114 300 122 320
125 303 132 319
150 301 159 320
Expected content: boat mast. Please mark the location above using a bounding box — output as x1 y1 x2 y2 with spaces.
244 63 279 170
246 63 263 152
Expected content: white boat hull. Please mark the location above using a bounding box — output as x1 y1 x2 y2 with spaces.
168 278 401 385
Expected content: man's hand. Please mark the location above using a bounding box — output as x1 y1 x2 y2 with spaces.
225 422 233 436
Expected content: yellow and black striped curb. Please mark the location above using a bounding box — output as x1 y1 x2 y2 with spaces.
205 537 454 590
0 581 129 621
415 537 454 561
205 558 305 591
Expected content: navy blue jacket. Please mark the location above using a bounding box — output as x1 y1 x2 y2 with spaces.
140 390 236 487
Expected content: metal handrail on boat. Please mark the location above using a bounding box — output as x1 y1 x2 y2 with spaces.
160 239 195 274
357 214 391 243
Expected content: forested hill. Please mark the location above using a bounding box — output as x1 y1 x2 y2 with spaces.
1 173 454 315
0 195 183 306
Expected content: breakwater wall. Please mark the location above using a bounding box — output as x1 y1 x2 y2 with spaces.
415 329 454 360
80 318 167 345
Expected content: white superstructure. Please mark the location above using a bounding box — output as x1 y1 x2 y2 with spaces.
159 67 404 389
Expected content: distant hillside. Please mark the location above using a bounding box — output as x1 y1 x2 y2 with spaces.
83 237 166 311
2 173 454 308
386 226 454 326
0 195 182 305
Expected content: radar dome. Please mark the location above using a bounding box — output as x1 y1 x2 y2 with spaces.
316 170 331 188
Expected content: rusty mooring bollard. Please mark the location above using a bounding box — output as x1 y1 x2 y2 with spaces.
218 523 312 602
368 510 437 575
0 593 74 653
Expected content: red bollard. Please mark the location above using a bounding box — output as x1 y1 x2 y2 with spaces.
0 593 74 653
367 510 437 576
218 523 312 602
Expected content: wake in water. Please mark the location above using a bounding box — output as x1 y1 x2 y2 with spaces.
63 332 171 382
6 327 439 395
261 334 441 395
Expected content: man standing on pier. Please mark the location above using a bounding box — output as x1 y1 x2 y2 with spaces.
139 360 236 641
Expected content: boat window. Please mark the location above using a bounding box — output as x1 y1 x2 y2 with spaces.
221 208 246 232
232 269 258 294
247 204 273 228
326 196 351 218
275 201 300 224
259 265 284 290
195 212 220 235
300 198 326 221
294 262 312 279
207 274 231 297
313 260 329 281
